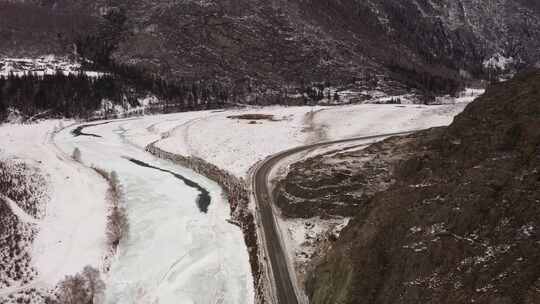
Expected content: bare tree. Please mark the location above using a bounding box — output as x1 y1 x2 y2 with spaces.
55 266 105 304
82 266 105 304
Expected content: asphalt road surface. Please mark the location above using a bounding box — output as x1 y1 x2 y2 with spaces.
252 130 419 304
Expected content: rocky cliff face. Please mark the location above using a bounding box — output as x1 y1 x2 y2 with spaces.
107 0 540 94
304 70 540 303
1 0 539 96
296 0 540 83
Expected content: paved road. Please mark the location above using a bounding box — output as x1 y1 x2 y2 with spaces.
252 130 420 304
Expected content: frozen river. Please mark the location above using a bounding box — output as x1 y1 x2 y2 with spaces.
55 119 253 304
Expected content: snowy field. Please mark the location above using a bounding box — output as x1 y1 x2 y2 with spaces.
155 106 323 178
312 103 470 142
149 102 476 179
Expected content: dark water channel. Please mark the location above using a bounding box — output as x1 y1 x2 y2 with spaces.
127 158 211 213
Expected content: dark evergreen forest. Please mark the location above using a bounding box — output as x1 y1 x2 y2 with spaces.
0 70 229 122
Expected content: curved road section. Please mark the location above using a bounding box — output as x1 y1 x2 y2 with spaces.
252 130 421 304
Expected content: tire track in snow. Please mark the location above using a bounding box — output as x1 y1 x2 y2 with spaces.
157 114 224 157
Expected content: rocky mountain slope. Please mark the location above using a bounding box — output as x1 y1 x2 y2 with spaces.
1 0 539 99
292 70 540 303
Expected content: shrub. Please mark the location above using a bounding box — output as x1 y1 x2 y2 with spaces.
92 167 128 251
107 204 128 248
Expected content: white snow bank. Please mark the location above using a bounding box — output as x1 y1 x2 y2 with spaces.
483 53 514 70
276 215 350 266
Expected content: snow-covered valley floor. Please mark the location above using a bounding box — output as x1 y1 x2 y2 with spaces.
0 92 483 303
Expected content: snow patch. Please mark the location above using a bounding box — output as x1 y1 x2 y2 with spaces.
483 53 514 70
0 57 104 77
435 88 485 104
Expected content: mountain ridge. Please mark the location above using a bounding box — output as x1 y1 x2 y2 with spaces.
1 0 539 100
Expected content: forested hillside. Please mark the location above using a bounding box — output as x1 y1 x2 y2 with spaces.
0 0 539 119
0 70 229 121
